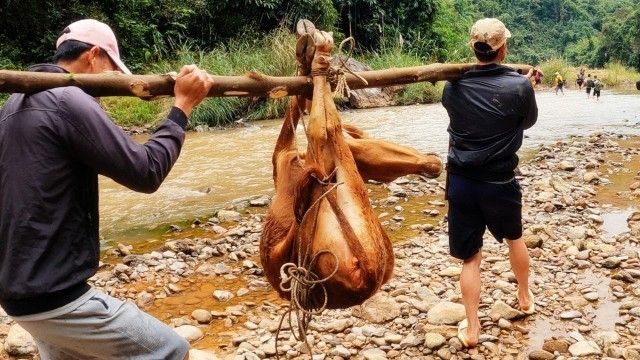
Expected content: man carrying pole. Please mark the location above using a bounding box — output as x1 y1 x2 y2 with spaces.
0 19 213 359
441 18 538 347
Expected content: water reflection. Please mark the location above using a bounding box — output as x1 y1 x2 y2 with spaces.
99 90 640 240
601 208 635 236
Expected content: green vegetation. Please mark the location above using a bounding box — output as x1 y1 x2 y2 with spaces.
364 41 442 104
602 62 640 87
1 0 639 127
101 97 168 128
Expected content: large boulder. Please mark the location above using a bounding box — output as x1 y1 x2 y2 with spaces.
332 56 402 109
351 292 402 323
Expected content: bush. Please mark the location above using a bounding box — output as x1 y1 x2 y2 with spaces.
127 26 298 128
602 61 640 86
539 58 572 86
362 39 443 104
101 97 168 128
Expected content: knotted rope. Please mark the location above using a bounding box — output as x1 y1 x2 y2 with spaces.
274 176 342 358
308 37 368 98
331 37 368 98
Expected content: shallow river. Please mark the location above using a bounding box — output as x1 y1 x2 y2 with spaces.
98 88 640 245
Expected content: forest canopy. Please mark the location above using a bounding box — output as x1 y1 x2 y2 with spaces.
0 0 638 72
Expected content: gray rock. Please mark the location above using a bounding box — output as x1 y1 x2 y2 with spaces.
423 333 446 350
136 291 155 308
330 345 351 358
560 310 583 319
384 332 403 344
528 350 554 360
174 325 204 342
361 347 387 360
322 319 353 333
498 318 512 330
543 339 569 353
594 331 620 345
213 290 234 302
426 301 466 325
217 210 243 222
584 292 599 301
602 257 623 269
351 292 401 324
189 349 221 360
569 341 602 357
192 309 213 324
438 267 461 277
490 300 521 320
4 324 37 357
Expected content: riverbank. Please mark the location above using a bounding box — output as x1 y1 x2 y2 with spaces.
2 131 639 359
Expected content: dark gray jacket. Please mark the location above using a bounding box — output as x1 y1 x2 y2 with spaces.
442 64 538 182
0 64 188 315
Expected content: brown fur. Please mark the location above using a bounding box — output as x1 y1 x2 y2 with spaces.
260 33 442 309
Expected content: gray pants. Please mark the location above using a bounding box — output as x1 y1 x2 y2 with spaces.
12 288 189 360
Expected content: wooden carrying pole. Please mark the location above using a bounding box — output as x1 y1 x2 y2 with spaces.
0 63 533 99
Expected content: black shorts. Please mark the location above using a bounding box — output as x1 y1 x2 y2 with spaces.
446 173 522 260
577 79 583 85
586 87 592 94
594 89 601 96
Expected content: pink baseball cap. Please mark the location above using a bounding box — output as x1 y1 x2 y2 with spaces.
56 19 131 75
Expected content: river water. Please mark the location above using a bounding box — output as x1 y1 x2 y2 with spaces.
98 88 640 244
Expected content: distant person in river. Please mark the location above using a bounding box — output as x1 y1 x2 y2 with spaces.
442 17 538 348
554 72 565 95
592 75 604 101
576 67 586 90
0 19 214 360
585 73 594 98
533 68 544 87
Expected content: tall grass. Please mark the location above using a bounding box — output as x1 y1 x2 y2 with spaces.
536 58 639 88
106 27 298 129
602 61 640 87
538 58 571 87
101 97 169 128
0 57 19 106
105 25 444 129
361 37 442 104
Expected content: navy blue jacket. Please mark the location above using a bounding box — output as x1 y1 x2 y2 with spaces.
0 64 188 315
442 64 538 182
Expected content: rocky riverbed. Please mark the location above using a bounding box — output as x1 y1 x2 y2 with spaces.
2 130 640 360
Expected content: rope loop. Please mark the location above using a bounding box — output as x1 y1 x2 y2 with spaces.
330 37 368 98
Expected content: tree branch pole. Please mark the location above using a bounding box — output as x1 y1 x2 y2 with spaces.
0 63 533 99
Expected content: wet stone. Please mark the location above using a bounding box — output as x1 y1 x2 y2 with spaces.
543 339 569 353
528 350 555 360
192 309 213 324
559 310 583 319
584 292 600 301
213 290 234 302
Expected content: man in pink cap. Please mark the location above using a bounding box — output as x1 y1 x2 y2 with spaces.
441 18 538 347
0 19 214 359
